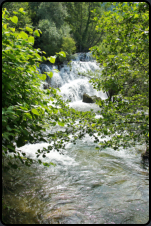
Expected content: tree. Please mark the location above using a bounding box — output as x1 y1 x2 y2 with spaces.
37 2 68 29
28 2 42 27
29 2 71 56
2 8 75 169
64 2 106 52
37 19 63 56
59 37 76 62
89 2 149 151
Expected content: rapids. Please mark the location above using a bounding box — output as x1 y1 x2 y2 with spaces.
3 53 149 224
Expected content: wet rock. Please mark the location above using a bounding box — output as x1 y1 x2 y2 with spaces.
83 93 95 103
91 95 102 103
141 147 149 159
82 93 101 103
39 64 50 74
43 83 50 89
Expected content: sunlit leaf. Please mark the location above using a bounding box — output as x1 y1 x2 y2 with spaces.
26 26 33 33
48 56 56 63
31 108 40 115
47 71 53 78
10 16 18 24
28 36 34 44
57 51 66 58
19 8 24 12
19 31 28 39
58 121 64 127
34 29 40 37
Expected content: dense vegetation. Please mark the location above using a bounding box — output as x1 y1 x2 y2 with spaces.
88 2 149 151
2 3 149 222
2 7 64 168
2 2 109 58
2 6 96 171
2 2 149 171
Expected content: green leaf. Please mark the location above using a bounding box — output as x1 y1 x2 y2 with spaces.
24 112 32 119
3 24 7 30
53 69 59 73
43 162 56 167
42 56 47 61
10 27 15 32
47 71 53 78
38 73 46 80
50 162 56 166
58 121 64 127
19 31 28 40
28 36 34 44
26 27 33 33
43 162 49 167
58 51 66 58
6 125 12 131
38 159 42 164
31 108 40 115
108 55 115 58
19 8 24 12
10 16 18 24
34 30 40 37
48 56 56 63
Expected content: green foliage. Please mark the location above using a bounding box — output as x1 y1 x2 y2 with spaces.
2 8 71 169
61 37 76 55
2 3 149 179
37 2 68 29
59 37 76 62
64 2 106 52
2 7 98 173
89 2 149 149
2 2 32 30
37 19 62 56
28 2 71 57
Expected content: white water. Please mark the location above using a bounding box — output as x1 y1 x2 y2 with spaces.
5 53 148 224
40 53 107 107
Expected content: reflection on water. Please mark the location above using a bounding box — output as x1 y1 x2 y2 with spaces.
2 139 149 224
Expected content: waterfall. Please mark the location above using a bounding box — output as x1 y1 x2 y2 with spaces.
39 52 107 108
7 52 148 224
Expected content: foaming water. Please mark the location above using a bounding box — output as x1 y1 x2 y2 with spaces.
6 137 149 224
3 53 149 224
16 142 78 167
39 52 107 102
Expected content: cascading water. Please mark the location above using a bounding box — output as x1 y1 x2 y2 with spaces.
4 53 149 224
39 53 107 111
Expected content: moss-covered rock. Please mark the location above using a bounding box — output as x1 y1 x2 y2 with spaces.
91 95 102 102
83 93 95 103
82 93 101 103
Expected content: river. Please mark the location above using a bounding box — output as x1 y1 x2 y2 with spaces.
3 53 149 224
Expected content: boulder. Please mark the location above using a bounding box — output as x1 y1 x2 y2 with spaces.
83 93 95 103
141 146 149 159
91 95 102 102
82 93 102 103
43 83 50 89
